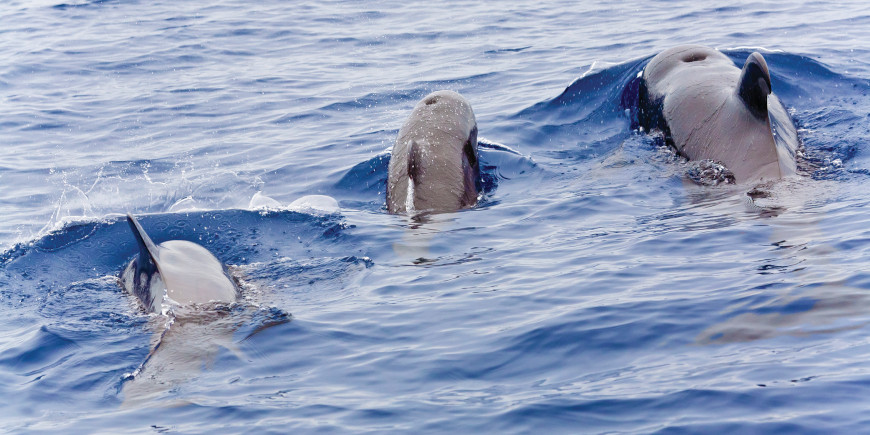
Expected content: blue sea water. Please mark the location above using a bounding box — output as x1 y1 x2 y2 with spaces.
3 0 870 432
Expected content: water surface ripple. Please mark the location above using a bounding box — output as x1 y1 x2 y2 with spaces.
2 0 870 433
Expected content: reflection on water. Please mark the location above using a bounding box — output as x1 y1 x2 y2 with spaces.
391 213 455 263
697 191 870 344
121 304 289 408
697 283 870 344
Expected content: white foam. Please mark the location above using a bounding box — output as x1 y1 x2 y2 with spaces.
288 195 340 215
248 191 282 210
168 196 203 213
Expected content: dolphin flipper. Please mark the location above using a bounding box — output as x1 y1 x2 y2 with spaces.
737 52 772 119
124 213 165 312
408 139 422 183
126 213 160 276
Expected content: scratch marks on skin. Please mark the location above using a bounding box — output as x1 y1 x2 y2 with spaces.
680 98 729 156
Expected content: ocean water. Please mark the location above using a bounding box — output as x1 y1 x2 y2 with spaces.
3 0 870 432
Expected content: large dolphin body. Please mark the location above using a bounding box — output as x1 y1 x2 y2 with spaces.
637 45 799 183
120 213 238 313
386 90 480 214
119 213 246 407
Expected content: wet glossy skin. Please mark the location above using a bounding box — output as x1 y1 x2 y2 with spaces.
386 90 480 214
638 45 797 183
120 215 237 313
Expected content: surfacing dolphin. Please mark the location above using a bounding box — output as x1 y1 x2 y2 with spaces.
636 45 799 183
386 90 480 214
120 213 238 313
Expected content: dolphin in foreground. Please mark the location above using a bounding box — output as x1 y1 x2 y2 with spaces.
120 213 238 313
636 45 799 183
386 90 481 214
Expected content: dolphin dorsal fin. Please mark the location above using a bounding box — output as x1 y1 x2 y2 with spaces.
126 213 160 273
737 52 772 119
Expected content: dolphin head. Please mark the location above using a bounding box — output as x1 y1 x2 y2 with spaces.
120 214 238 313
387 90 480 215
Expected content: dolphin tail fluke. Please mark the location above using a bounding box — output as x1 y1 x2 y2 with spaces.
126 213 160 271
737 52 772 119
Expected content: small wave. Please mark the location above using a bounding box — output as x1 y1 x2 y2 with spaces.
483 46 531 54
52 0 119 10
0 325 79 375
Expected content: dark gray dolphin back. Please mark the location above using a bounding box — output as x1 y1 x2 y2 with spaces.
638 45 797 183
386 90 480 214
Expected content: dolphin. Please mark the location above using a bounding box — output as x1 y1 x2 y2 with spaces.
636 45 798 183
386 90 480 214
117 214 291 408
120 213 238 313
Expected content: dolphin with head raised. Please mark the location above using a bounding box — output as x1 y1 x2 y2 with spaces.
386 90 480 214
636 45 798 183
120 213 238 313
